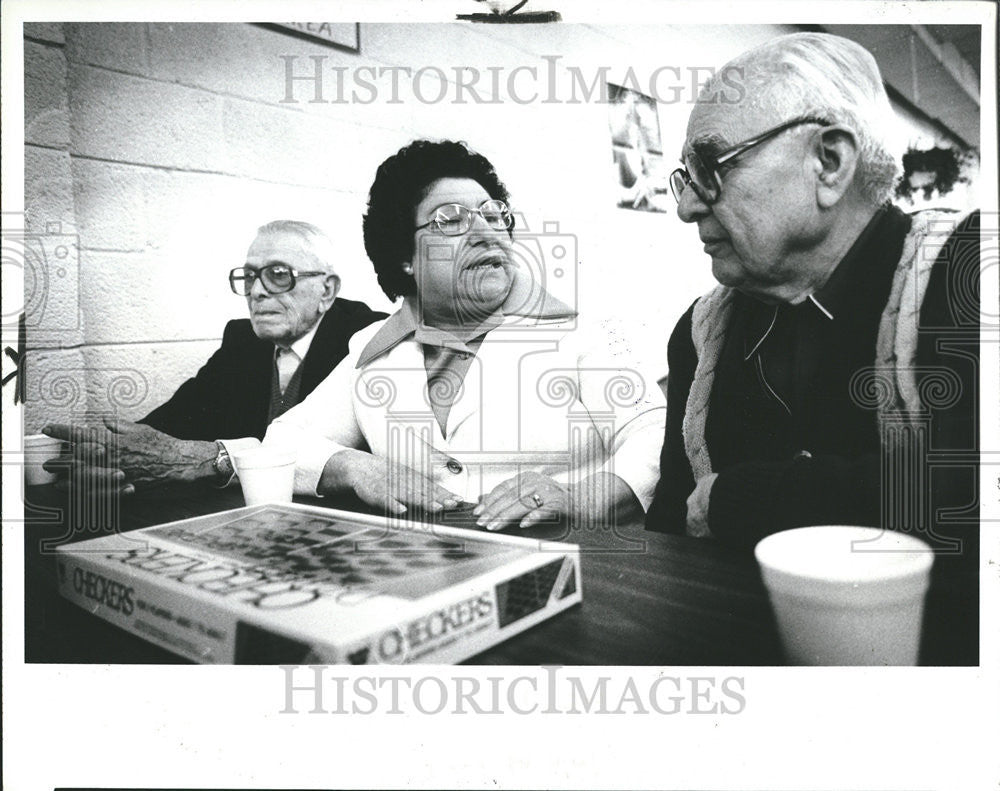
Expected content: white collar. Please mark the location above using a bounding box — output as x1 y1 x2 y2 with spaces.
276 320 321 361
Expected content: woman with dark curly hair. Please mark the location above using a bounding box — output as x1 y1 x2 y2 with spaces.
266 139 665 531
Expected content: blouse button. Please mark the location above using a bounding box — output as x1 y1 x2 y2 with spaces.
446 459 463 474
793 449 813 460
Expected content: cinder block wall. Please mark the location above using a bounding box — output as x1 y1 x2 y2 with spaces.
22 22 955 433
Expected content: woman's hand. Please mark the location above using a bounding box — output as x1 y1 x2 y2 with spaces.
320 449 462 516
473 471 571 531
474 471 643 532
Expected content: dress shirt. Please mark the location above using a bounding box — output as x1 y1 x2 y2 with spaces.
276 321 321 389
222 320 322 469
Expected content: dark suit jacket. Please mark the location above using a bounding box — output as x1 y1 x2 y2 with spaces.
140 297 387 441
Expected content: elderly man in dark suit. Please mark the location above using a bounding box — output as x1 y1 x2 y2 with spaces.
44 220 386 492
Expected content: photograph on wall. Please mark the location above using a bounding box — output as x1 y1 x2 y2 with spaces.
607 81 671 212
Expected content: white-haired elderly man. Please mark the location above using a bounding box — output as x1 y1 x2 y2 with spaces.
43 220 386 492
645 33 979 664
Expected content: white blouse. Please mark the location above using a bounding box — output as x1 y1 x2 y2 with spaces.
264 312 666 510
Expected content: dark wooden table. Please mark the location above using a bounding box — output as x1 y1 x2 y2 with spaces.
23 482 784 665
24 480 975 665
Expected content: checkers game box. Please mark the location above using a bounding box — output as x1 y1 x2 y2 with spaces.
55 503 582 663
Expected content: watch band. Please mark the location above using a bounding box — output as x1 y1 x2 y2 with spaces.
212 441 236 486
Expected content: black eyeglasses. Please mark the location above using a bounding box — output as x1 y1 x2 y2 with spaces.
670 116 830 205
229 263 327 296
415 199 514 236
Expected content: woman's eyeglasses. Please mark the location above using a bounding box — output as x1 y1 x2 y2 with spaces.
415 199 514 236
229 263 327 296
669 117 830 205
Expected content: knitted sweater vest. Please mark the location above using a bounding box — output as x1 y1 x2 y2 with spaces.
681 209 970 536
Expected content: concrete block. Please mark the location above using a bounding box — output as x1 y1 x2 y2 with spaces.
362 23 529 72
71 158 151 252
79 249 245 345
146 168 390 308
81 340 225 423
25 146 77 235
24 23 65 45
24 347 89 433
219 97 400 191
146 22 357 101
24 41 71 148
145 23 526 137
460 21 611 59
13 191 85 351
65 22 148 75
68 64 225 172
67 163 392 346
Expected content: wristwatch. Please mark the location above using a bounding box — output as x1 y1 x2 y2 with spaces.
212 441 235 486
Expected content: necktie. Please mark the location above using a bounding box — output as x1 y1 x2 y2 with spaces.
276 348 300 394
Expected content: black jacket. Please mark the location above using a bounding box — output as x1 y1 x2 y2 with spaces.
140 297 387 441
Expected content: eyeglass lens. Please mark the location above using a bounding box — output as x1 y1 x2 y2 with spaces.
434 201 512 235
684 152 719 202
230 264 295 295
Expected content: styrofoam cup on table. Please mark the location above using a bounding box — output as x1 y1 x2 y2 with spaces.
24 434 65 486
232 447 296 506
754 525 934 666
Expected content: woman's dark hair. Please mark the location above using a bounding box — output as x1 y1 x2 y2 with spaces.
362 139 512 300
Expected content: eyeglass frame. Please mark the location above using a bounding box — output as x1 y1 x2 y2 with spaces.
414 198 515 236
228 263 329 296
670 116 832 205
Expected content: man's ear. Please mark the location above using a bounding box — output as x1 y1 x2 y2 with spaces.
320 273 341 310
812 125 860 208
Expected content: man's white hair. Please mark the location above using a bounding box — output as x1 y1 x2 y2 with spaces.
256 219 339 275
716 32 899 205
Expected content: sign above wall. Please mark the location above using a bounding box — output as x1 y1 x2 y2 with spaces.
257 22 360 53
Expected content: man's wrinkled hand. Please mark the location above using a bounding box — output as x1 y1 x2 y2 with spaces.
42 418 218 495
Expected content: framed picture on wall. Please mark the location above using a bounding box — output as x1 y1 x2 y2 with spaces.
608 82 671 212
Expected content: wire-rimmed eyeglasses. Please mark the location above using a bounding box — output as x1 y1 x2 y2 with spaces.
415 199 514 236
229 263 327 296
669 116 831 205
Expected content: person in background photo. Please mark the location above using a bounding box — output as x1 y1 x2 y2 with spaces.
264 139 666 532
645 32 980 664
43 220 387 493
